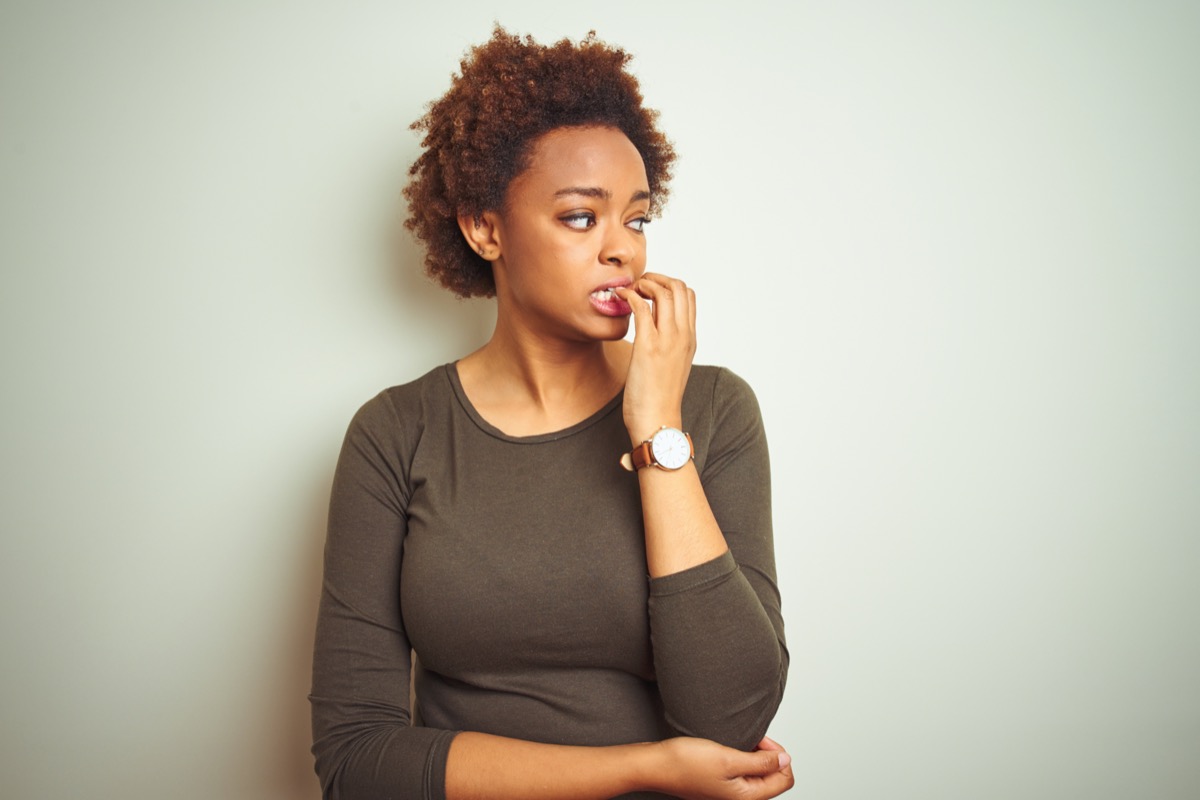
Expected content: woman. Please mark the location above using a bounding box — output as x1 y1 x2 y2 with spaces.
310 27 791 800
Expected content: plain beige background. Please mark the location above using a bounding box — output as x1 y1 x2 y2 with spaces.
1 1 1197 798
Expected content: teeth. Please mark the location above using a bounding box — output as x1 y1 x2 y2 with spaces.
591 288 617 300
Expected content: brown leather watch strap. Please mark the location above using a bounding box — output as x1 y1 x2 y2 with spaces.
630 441 654 470
619 431 694 472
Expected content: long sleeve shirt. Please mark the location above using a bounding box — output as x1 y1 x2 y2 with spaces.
310 364 788 800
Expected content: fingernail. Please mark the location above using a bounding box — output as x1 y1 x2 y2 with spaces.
778 752 792 769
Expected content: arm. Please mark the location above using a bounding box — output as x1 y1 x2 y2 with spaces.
312 392 792 800
645 370 787 749
310 394 455 799
617 277 789 750
445 733 791 800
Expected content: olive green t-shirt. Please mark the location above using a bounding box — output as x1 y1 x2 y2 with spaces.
311 364 787 800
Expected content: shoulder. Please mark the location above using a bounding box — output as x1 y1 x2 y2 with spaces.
351 364 452 422
683 365 762 425
375 363 455 416
682 366 768 481
334 364 457 500
342 364 455 451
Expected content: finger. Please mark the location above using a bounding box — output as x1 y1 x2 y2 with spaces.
628 280 668 331
735 751 795 800
637 271 677 288
614 286 655 341
670 279 689 333
671 281 694 352
640 273 690 333
742 769 796 800
629 277 675 330
630 274 675 302
755 736 784 752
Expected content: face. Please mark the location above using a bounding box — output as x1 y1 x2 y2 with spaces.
484 125 651 342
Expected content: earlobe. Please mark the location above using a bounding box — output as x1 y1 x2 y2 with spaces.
457 211 501 261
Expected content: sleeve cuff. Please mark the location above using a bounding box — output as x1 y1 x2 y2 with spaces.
424 729 459 800
648 550 737 597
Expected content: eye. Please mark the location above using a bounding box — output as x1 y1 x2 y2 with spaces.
560 212 595 230
626 216 651 233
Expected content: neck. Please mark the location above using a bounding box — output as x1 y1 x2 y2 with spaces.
472 312 627 411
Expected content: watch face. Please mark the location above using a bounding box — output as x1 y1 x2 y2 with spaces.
651 428 691 470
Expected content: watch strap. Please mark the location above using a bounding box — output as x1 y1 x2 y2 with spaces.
620 429 694 472
630 440 655 470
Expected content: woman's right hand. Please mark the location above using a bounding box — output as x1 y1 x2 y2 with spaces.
647 736 794 799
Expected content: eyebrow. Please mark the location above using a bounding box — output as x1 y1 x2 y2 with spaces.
554 187 651 203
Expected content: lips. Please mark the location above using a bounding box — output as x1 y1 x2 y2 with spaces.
590 277 633 294
588 281 633 317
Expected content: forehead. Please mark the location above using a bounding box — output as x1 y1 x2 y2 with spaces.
513 126 649 197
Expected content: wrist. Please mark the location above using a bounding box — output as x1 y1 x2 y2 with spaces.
626 417 683 447
620 741 669 795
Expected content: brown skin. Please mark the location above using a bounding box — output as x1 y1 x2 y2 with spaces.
455 126 646 433
450 125 793 800
405 26 676 298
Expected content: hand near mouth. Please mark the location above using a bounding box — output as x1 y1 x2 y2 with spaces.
614 273 697 446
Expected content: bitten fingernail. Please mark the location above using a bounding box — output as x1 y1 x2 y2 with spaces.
778 752 792 769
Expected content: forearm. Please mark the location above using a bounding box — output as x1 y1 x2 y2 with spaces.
445 732 656 800
635 462 785 747
617 279 788 754
635 458 728 578
646 555 786 748
632 391 786 748
446 732 792 800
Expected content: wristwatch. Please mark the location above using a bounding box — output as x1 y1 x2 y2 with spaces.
620 426 694 472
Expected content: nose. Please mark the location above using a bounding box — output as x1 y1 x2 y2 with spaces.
599 222 637 267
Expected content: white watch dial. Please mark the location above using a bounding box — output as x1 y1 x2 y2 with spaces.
650 428 691 470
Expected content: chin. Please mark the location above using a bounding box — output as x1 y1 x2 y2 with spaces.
593 320 632 341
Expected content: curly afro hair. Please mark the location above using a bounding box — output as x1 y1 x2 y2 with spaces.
403 26 676 298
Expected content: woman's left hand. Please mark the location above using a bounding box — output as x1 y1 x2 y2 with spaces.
615 273 697 446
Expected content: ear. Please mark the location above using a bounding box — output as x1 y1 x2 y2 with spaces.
456 211 502 261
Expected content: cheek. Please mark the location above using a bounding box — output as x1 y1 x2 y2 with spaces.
513 233 590 280
507 217 574 263
631 240 648 275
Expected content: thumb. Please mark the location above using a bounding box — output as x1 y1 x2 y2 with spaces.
736 748 792 778
756 736 784 752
